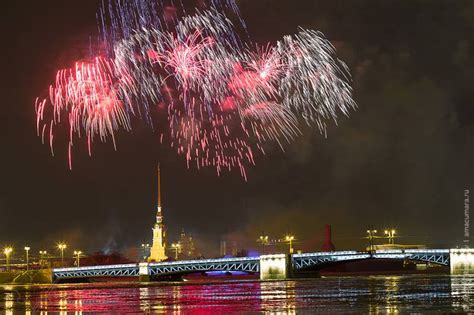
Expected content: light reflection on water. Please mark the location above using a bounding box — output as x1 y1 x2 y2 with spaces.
0 275 473 313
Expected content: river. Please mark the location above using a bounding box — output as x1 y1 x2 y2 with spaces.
1 275 473 313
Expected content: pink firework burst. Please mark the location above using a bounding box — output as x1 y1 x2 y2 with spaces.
39 56 132 168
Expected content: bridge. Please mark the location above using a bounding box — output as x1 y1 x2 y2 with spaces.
292 249 450 271
53 256 260 282
52 248 473 282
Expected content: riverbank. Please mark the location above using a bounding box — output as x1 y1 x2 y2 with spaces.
0 270 52 284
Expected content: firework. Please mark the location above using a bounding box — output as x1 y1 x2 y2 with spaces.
36 2 355 178
98 0 245 54
38 56 132 167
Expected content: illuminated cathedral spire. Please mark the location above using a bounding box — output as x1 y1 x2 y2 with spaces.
148 164 167 262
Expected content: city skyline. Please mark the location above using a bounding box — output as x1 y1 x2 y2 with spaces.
1 0 472 256
1 1 473 313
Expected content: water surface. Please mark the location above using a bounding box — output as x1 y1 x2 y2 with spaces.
1 275 474 313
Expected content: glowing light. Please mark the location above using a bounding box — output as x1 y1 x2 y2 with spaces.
3 247 12 255
57 243 67 265
74 250 83 267
284 235 295 254
171 243 182 260
450 248 474 274
35 2 356 178
24 247 30 270
4 247 13 271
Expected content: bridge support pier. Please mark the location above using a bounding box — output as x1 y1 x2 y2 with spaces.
139 262 151 282
450 248 474 274
259 254 289 280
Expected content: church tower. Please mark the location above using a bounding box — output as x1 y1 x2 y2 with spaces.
148 165 167 262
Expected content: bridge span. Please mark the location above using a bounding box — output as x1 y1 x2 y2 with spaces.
292 249 450 271
53 256 260 282
52 248 473 282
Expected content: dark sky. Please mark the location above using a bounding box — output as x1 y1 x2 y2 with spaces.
1 0 473 257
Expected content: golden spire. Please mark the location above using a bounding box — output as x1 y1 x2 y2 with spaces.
157 164 162 210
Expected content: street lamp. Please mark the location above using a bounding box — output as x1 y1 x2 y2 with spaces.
57 243 67 266
257 235 269 254
141 243 150 262
171 243 181 260
24 247 30 271
73 251 82 267
4 247 13 272
285 235 295 254
367 229 378 252
384 229 397 245
39 250 47 268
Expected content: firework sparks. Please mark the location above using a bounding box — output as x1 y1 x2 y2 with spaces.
38 57 132 168
36 1 356 178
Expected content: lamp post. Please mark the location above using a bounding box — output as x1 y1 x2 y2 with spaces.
24 247 30 271
171 243 181 260
285 235 295 254
57 243 67 266
4 247 13 272
367 228 378 252
73 251 82 267
39 250 47 268
384 229 397 245
257 235 269 254
141 243 150 262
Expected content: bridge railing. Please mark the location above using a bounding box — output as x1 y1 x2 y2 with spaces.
148 256 258 267
404 249 449 254
53 263 139 273
53 257 259 273
52 249 454 280
293 251 360 258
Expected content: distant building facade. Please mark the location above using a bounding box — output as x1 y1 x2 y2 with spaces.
176 229 196 259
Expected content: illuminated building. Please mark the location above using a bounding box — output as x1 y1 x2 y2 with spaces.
177 229 196 259
451 248 474 274
148 165 167 262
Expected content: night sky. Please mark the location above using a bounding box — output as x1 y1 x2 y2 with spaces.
1 0 473 257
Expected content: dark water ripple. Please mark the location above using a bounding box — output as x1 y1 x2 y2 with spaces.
1 275 473 313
